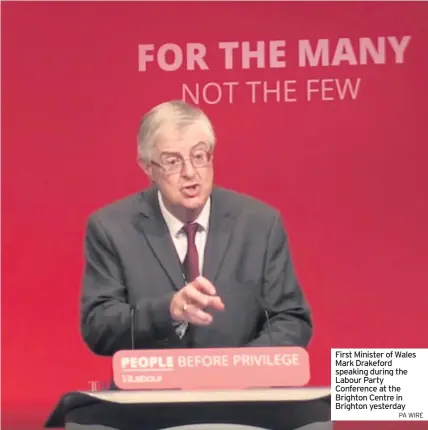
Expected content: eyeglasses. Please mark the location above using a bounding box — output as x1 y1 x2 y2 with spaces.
151 149 213 174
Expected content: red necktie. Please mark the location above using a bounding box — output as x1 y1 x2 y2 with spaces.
183 223 199 282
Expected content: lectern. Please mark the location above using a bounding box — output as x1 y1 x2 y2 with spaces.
45 347 332 430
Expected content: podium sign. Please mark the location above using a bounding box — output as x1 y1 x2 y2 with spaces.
113 346 310 390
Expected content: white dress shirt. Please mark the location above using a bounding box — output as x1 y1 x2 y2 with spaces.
158 191 211 276
157 192 211 339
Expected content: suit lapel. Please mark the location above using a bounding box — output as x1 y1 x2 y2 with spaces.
136 187 185 291
203 187 235 283
135 186 236 289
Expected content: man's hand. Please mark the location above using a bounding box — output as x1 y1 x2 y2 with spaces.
170 276 224 325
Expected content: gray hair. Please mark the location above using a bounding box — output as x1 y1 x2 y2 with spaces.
137 100 216 163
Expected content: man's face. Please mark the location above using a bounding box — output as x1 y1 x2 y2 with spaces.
146 125 214 217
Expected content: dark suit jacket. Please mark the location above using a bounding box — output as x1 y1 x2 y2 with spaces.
80 185 312 356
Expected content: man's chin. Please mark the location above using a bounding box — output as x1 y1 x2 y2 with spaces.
181 197 204 210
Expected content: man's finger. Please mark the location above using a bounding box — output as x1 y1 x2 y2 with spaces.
192 276 216 296
208 296 225 311
171 296 190 321
183 286 211 308
185 304 213 325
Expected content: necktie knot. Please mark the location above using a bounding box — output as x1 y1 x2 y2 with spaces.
183 222 199 240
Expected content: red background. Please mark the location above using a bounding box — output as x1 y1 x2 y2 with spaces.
2 2 428 429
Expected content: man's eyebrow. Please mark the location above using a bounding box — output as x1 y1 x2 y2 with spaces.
159 142 208 157
159 150 181 157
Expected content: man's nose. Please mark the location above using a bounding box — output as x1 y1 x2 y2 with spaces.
181 158 197 178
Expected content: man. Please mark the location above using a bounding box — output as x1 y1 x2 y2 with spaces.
72 100 331 430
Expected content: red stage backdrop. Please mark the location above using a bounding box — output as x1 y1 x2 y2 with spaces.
2 2 428 430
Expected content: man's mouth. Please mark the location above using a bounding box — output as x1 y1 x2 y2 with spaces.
183 184 199 190
182 184 200 196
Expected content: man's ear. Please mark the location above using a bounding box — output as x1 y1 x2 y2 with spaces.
138 157 153 179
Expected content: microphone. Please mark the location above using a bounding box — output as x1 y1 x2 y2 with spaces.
257 295 274 347
130 306 136 349
264 308 273 347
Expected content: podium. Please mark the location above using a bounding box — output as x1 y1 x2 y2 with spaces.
46 348 331 429
44 387 331 430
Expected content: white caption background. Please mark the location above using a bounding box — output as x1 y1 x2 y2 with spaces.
331 348 428 421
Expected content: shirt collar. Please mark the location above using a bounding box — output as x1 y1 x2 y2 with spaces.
158 191 211 238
